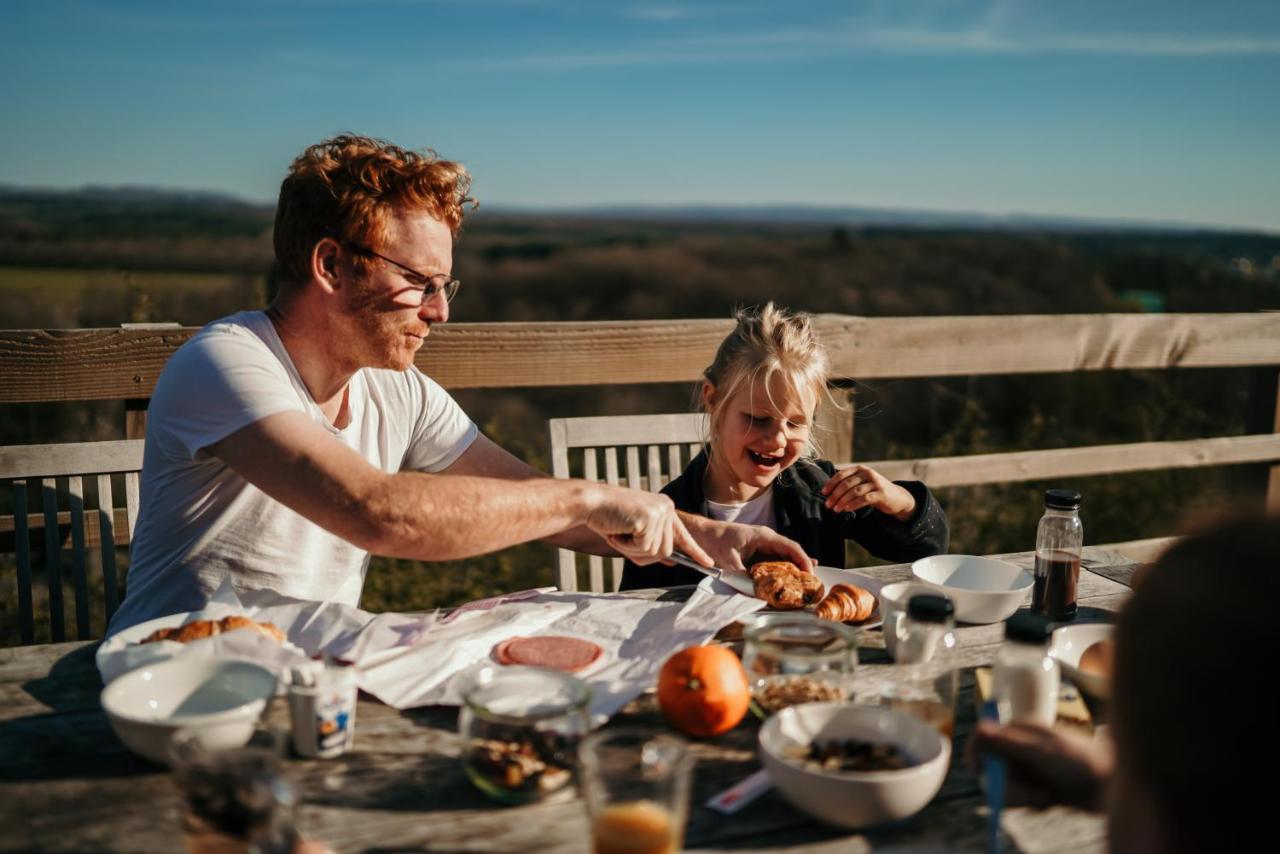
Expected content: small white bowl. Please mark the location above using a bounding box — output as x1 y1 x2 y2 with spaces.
759 703 950 830
911 555 1033 624
100 658 279 766
1050 623 1115 700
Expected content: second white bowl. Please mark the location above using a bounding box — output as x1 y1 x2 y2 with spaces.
759 702 950 830
911 555 1033 624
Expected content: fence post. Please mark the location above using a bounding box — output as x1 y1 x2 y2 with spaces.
119 322 180 439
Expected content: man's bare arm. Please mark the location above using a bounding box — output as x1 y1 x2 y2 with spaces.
209 411 704 564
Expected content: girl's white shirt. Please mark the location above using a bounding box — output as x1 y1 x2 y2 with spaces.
705 486 775 528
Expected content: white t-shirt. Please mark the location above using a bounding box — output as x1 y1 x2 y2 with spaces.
108 310 478 635
705 487 775 528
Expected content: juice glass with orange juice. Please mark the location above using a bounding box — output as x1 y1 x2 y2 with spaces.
578 729 693 854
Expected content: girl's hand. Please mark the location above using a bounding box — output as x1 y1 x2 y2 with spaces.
821 464 917 520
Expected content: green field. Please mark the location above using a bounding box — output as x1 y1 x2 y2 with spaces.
0 266 264 297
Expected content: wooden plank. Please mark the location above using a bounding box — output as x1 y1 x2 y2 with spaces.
548 419 577 592
41 478 64 643
860 433 1280 488
583 449 603 593
124 471 140 539
124 399 148 440
0 327 197 403
3 314 1278 401
97 474 120 619
0 440 144 479
814 390 853 462
1099 536 1179 564
625 447 641 491
11 480 34 645
559 413 705 448
1270 369 1280 513
647 446 663 492
815 312 1280 380
602 449 620 593
67 476 90 641
1 507 133 549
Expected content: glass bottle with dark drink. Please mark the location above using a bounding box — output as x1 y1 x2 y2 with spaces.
1033 489 1083 621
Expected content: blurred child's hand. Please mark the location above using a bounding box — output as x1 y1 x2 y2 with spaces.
968 720 1113 812
822 464 917 520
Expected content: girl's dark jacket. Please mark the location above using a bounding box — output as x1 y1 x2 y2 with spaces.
619 453 949 590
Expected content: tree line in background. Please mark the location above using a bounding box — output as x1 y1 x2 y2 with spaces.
2 189 1278 630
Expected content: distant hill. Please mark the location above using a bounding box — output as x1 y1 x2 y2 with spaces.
501 202 1279 237
3 184 1277 238
1 185 1277 275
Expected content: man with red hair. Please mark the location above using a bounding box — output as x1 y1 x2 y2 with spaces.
110 135 809 632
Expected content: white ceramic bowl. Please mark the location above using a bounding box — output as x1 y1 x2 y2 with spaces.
100 657 279 766
910 555 1033 624
1050 623 1115 700
759 703 950 830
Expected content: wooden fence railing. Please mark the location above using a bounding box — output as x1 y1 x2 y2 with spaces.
3 313 1279 551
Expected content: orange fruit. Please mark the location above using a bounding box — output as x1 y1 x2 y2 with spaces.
657 645 750 738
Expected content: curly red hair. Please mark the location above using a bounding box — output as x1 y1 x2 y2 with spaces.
273 134 476 287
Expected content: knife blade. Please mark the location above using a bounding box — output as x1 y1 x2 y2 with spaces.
669 550 756 596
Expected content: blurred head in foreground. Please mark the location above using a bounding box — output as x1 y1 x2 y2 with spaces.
1110 512 1278 853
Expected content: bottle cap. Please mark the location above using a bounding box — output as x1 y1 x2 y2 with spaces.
1004 611 1054 645
1044 489 1082 510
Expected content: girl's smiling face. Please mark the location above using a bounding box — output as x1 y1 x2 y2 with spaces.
703 371 814 503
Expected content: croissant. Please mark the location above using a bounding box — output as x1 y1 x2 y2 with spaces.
815 583 877 623
749 561 825 609
140 616 286 645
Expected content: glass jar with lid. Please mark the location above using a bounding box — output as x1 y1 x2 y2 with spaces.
742 613 858 717
459 665 592 804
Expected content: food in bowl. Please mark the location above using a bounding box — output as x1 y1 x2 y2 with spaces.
1078 639 1115 678
141 615 286 645
749 561 824 609
786 737 917 773
759 703 950 829
1049 623 1115 699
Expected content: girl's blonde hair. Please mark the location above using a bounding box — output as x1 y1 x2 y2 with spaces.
700 302 832 456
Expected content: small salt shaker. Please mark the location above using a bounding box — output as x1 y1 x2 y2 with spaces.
991 612 1059 727
288 658 358 759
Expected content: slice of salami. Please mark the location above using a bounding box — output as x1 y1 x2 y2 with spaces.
492 636 603 673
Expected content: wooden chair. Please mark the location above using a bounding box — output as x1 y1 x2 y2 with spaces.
0 440 144 645
548 413 707 593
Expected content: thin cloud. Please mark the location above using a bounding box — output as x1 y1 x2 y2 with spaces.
623 4 756 22
464 23 1280 71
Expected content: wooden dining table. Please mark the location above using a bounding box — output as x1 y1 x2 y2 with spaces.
0 548 1139 852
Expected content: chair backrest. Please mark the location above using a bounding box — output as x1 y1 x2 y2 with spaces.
0 440 144 645
548 413 707 592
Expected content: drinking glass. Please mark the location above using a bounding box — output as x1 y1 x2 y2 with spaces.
578 728 694 854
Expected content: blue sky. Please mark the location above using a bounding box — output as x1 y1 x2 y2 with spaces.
3 0 1278 230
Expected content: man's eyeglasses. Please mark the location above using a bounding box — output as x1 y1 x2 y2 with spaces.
348 244 461 303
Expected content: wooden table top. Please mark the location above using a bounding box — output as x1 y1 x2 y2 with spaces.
0 548 1139 852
